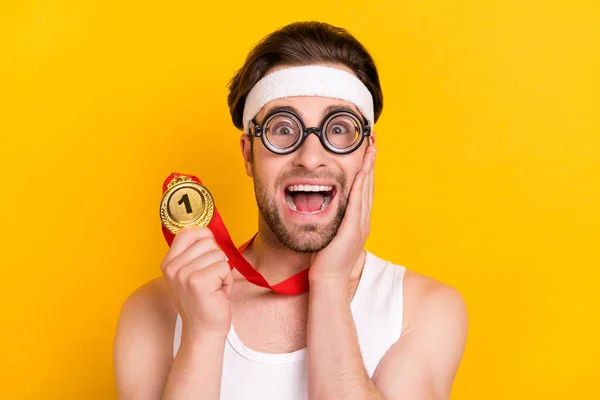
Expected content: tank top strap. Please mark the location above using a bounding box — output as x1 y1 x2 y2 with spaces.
172 250 404 359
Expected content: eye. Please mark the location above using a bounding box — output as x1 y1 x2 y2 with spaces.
325 114 361 148
328 119 355 136
330 124 349 135
265 115 301 149
268 117 299 136
274 125 294 135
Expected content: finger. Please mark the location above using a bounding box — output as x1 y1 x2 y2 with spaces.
365 139 376 190
172 249 227 283
367 165 374 222
368 148 376 221
355 144 375 228
338 170 366 235
163 226 215 268
188 260 232 293
361 158 371 228
169 237 220 271
357 139 374 175
362 144 375 190
361 144 375 173
368 138 377 164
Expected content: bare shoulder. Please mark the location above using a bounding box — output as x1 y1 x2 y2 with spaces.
113 277 177 399
401 268 468 335
372 268 468 399
119 276 176 322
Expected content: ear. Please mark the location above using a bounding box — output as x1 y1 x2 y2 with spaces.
240 134 253 177
366 129 376 148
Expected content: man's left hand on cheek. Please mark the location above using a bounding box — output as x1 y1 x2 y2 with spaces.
309 137 376 284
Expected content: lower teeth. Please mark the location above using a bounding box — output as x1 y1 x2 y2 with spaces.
286 193 297 211
320 195 332 211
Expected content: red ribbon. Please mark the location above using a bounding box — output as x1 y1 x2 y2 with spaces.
161 172 310 295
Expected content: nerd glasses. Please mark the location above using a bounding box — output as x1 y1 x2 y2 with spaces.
248 109 371 155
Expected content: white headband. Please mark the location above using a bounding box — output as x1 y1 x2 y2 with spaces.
242 65 374 134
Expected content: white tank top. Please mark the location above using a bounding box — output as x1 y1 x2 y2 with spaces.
173 250 406 400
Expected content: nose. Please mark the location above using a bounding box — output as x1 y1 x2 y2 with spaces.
291 131 330 171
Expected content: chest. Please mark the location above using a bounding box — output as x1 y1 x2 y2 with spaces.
230 281 310 353
228 278 361 354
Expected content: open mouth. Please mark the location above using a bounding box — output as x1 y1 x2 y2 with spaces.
284 184 335 214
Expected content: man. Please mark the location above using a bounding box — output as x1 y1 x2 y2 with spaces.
114 21 468 400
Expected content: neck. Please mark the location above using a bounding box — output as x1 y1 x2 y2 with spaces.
242 221 313 285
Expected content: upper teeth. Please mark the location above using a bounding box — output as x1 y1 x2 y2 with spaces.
287 185 333 192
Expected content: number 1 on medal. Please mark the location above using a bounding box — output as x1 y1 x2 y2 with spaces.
178 193 193 214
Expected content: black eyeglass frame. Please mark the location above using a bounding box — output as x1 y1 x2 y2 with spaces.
249 108 371 155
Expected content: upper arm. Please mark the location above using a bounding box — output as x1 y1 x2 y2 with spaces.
114 278 176 400
372 275 468 400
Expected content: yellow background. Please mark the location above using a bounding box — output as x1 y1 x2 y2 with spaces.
1 1 598 399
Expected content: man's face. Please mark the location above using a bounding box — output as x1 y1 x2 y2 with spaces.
240 69 370 253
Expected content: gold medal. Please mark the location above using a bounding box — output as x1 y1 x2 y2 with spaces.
160 175 214 234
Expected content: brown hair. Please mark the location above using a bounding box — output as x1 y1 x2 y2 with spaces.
227 21 383 132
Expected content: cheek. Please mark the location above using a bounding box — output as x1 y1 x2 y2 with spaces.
252 151 288 188
339 154 366 189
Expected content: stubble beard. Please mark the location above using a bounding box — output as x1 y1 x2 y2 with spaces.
252 171 348 253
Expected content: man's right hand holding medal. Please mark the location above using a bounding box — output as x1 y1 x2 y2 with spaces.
160 226 233 343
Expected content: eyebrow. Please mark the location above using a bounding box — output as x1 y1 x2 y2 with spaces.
261 105 298 117
257 104 361 124
323 104 357 115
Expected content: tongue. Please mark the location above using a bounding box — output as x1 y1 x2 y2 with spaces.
293 192 325 212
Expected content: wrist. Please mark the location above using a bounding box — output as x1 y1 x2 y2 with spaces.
181 329 228 349
309 278 350 302
309 276 349 288
308 269 351 285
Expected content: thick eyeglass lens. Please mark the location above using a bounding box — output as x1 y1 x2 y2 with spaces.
324 113 362 150
264 114 302 149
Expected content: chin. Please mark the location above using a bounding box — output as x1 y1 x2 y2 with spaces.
264 201 345 254
281 224 337 253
